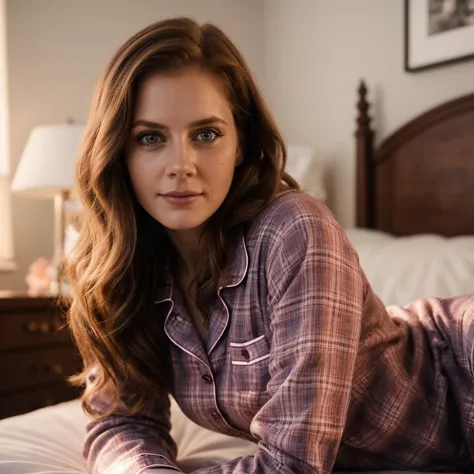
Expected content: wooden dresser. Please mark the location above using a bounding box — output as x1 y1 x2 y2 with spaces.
0 291 82 419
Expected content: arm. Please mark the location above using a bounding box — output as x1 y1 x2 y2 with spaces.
84 367 182 474
191 209 366 473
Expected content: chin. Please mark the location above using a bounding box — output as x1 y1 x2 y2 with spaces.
150 208 214 232
159 218 207 232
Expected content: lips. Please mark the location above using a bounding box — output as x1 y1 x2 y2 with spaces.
162 190 201 197
160 191 202 206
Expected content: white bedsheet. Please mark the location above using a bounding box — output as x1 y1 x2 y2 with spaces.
0 397 258 474
0 397 465 473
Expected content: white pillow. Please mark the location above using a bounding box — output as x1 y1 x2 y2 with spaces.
345 228 474 306
286 145 327 202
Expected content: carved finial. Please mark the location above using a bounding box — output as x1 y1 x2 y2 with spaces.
357 80 371 130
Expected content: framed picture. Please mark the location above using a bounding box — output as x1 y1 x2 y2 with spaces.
405 0 474 72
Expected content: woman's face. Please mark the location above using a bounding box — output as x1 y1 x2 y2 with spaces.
125 67 240 236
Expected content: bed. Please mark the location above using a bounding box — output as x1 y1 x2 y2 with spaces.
1 83 474 474
345 81 474 306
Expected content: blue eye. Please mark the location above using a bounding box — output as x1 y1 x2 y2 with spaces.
195 129 221 142
137 132 162 147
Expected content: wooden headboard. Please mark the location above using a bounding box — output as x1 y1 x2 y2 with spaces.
355 82 474 237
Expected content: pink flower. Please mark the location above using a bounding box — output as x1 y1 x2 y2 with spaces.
25 258 56 297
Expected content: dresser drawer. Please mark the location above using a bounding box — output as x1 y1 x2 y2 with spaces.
0 308 70 351
0 383 80 419
0 346 81 393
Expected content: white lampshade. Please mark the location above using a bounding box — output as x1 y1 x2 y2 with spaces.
11 123 85 198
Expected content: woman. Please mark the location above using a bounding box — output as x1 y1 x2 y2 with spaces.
67 17 474 474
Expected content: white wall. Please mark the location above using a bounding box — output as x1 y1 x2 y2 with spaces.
0 0 264 291
3 0 474 291
263 0 474 226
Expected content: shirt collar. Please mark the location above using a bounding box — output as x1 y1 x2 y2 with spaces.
219 231 249 290
154 269 173 304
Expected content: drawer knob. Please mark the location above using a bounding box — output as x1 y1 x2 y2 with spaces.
40 321 50 334
24 321 38 333
29 363 64 375
23 320 56 335
51 364 63 374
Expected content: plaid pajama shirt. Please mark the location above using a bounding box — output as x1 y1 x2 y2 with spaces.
84 191 474 474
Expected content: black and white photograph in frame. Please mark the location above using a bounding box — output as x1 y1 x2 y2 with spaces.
405 0 474 72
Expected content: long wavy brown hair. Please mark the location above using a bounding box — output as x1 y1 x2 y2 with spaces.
67 17 299 418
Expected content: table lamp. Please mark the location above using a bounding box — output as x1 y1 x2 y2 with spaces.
11 123 85 295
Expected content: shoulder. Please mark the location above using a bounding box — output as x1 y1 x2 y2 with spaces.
243 191 364 304
247 190 346 244
243 191 359 276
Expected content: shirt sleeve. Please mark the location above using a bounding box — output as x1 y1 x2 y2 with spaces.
84 366 182 474
189 208 366 473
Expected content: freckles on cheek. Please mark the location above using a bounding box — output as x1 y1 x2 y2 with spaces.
218 153 236 170
218 159 233 179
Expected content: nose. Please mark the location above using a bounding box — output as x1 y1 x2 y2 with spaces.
166 143 196 179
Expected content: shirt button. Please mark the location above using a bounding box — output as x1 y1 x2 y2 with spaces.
241 349 250 360
211 411 220 419
202 374 212 384
169 313 177 322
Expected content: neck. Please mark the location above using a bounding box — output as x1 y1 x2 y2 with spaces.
167 227 202 280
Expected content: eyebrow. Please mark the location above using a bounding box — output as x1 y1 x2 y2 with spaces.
131 116 228 130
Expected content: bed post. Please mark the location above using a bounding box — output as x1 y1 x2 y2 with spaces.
355 80 374 228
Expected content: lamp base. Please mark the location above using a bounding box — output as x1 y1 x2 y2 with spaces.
51 191 69 297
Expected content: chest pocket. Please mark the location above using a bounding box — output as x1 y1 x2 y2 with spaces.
230 335 270 392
